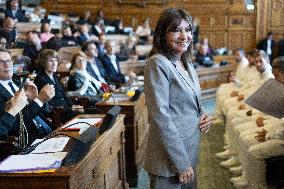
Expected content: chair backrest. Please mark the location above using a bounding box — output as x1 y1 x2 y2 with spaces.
16 22 41 40
10 49 24 57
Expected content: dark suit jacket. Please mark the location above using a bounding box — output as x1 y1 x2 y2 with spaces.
257 38 276 57
34 71 73 112
278 39 284 56
86 58 109 83
0 81 45 144
34 71 77 124
76 34 89 45
23 44 39 72
0 27 15 47
5 8 28 22
101 54 126 85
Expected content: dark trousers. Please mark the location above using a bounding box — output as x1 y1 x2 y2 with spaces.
149 173 196 189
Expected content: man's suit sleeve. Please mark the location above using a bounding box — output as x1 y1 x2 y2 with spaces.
144 56 191 174
22 101 42 120
0 112 16 139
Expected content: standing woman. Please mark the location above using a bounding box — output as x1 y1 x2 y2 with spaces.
144 8 212 189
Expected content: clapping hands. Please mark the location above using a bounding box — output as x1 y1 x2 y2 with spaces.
6 89 28 116
38 84 55 103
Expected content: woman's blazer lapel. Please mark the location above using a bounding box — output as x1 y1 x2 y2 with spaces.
170 60 202 112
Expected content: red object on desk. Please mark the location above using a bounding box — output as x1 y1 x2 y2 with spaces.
61 128 80 132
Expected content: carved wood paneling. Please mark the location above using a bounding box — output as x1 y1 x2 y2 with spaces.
257 0 284 42
41 0 256 51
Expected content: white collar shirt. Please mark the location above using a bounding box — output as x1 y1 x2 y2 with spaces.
107 54 119 73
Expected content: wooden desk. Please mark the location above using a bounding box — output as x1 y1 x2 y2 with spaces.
196 65 235 100
0 114 128 189
120 59 234 100
86 94 149 187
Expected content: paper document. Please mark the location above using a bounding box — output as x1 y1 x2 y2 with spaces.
0 152 67 173
64 118 103 134
31 137 70 154
245 78 284 118
107 93 130 102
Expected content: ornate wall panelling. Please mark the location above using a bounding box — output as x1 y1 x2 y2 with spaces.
41 0 256 50
256 0 284 41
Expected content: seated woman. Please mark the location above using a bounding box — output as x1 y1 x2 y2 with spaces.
34 49 78 124
39 22 54 43
67 51 104 104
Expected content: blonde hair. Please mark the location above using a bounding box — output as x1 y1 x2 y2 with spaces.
70 51 87 69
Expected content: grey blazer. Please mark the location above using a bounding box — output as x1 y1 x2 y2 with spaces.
144 54 202 177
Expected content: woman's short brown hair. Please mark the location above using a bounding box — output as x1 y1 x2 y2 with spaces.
36 49 59 71
70 51 87 70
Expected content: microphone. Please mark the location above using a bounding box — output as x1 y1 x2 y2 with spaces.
98 105 121 135
130 87 144 102
21 106 122 165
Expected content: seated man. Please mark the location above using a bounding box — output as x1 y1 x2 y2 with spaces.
82 41 110 86
0 17 16 48
23 31 42 72
215 48 251 120
0 47 55 149
76 23 98 45
195 44 214 67
101 40 126 86
5 0 28 22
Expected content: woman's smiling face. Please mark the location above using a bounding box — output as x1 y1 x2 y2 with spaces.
166 19 192 56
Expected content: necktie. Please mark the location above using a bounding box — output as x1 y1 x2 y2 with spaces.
8 81 16 94
8 82 28 149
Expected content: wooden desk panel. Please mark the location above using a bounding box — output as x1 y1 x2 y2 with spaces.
86 94 149 187
0 115 127 189
196 65 234 100
120 59 234 100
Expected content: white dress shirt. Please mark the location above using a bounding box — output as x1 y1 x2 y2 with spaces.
90 61 107 83
266 39 272 55
0 80 43 107
107 54 119 73
0 80 19 96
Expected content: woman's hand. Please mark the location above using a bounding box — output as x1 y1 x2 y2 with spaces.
199 113 213 133
178 166 194 184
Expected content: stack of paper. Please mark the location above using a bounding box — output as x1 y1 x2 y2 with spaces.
63 118 103 134
0 152 67 173
30 137 70 154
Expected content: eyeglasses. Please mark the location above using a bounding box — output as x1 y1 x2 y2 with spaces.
0 59 13 65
